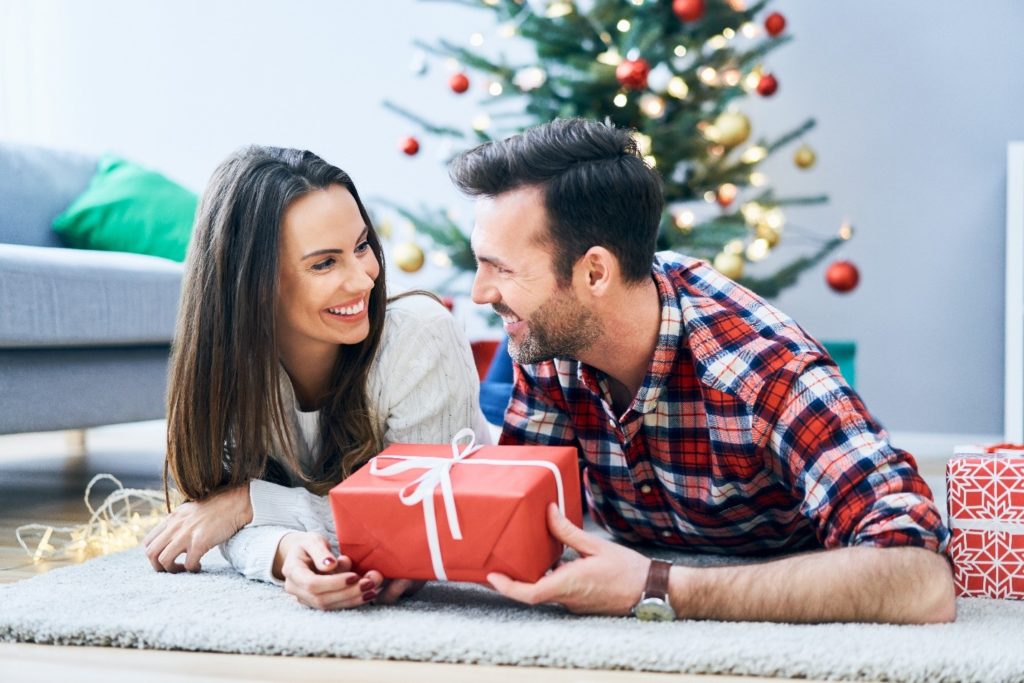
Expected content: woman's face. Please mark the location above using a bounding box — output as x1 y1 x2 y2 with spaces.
275 184 380 353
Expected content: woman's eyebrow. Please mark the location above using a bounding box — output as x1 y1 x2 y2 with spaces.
302 226 370 259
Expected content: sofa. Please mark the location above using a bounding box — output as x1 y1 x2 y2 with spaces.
0 142 183 435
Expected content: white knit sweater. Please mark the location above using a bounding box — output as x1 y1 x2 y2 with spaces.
219 294 491 583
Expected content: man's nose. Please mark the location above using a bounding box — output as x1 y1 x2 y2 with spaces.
470 270 496 305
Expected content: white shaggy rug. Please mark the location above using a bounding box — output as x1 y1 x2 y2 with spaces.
1 547 1023 682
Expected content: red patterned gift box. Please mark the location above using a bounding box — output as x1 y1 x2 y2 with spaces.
946 444 1024 599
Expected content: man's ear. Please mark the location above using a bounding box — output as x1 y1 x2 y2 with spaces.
577 246 617 295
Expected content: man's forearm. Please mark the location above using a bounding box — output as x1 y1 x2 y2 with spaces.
669 546 956 624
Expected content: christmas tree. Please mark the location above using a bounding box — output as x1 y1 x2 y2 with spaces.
384 0 855 299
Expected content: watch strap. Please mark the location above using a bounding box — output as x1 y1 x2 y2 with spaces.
642 558 672 600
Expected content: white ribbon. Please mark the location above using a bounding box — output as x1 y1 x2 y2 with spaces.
369 428 567 581
950 518 1024 535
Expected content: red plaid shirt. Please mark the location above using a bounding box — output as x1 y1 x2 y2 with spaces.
500 252 948 555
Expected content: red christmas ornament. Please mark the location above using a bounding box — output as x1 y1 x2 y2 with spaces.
826 260 860 293
672 0 705 22
449 72 470 94
756 73 779 97
764 12 787 36
399 136 420 156
615 58 650 91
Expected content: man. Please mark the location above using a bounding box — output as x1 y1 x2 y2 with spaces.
450 118 955 624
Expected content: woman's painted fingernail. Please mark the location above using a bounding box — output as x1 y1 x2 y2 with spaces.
358 579 373 591
345 575 359 586
362 591 377 603
322 557 334 567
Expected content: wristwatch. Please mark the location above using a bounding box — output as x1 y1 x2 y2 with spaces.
632 558 676 621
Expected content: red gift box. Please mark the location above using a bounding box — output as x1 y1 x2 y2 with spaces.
329 430 582 583
946 444 1024 599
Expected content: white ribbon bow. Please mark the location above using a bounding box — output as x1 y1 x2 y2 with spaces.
369 428 566 581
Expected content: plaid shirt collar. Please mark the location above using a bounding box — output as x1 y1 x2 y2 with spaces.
574 261 684 420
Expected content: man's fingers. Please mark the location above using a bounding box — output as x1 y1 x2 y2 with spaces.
546 503 599 556
486 571 559 606
376 579 412 605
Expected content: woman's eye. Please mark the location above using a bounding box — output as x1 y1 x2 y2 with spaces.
311 257 335 271
355 240 371 254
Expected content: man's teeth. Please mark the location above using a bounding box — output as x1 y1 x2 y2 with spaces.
501 315 520 324
328 300 365 316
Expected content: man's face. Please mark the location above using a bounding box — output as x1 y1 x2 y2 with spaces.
470 186 600 364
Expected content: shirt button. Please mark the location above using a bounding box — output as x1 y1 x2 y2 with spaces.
640 484 653 494
661 530 673 538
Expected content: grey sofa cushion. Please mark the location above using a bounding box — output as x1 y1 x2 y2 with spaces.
0 243 183 348
0 141 98 247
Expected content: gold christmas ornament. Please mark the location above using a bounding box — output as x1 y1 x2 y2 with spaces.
393 241 425 273
794 144 817 169
707 111 751 148
713 251 744 280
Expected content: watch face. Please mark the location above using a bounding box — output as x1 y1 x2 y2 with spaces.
633 597 676 622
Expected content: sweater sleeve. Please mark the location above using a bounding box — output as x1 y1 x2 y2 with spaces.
377 299 492 446
219 482 338 584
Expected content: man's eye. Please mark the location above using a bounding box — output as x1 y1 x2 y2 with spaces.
311 257 335 271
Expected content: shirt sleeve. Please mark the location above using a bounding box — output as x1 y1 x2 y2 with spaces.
219 481 338 584
765 359 949 552
380 303 492 446
498 360 579 448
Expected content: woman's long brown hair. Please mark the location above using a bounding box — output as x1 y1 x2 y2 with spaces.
166 146 391 503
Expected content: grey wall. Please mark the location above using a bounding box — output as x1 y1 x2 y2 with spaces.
1 0 1021 436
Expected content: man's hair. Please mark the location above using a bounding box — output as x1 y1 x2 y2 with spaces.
449 118 664 285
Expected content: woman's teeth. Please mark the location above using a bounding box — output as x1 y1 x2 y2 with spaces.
328 300 365 316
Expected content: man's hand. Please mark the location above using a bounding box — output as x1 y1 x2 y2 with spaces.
486 503 650 615
275 532 383 610
143 484 253 573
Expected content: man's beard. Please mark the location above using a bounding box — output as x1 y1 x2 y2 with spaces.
498 288 602 365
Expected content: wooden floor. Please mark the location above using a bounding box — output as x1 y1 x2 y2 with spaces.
0 422 949 682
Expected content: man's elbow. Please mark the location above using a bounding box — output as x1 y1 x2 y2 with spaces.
909 550 957 624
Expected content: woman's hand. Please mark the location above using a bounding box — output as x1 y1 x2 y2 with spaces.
275 532 385 610
143 484 253 573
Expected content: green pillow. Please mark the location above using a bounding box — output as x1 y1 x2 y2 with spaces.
52 155 198 262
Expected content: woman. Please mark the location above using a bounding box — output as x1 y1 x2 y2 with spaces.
143 146 490 610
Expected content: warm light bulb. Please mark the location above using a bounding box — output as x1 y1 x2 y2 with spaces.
639 94 666 118
613 93 628 107
470 32 485 46
749 172 767 186
723 28 736 39
726 239 745 254
674 45 688 57
617 19 631 32
839 220 855 240
546 1 573 18
632 132 653 155
746 238 770 262
741 22 758 38
597 48 623 66
706 35 728 50
488 81 504 96
740 146 767 164
699 67 718 85
668 76 689 99
674 210 695 229
472 113 492 131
